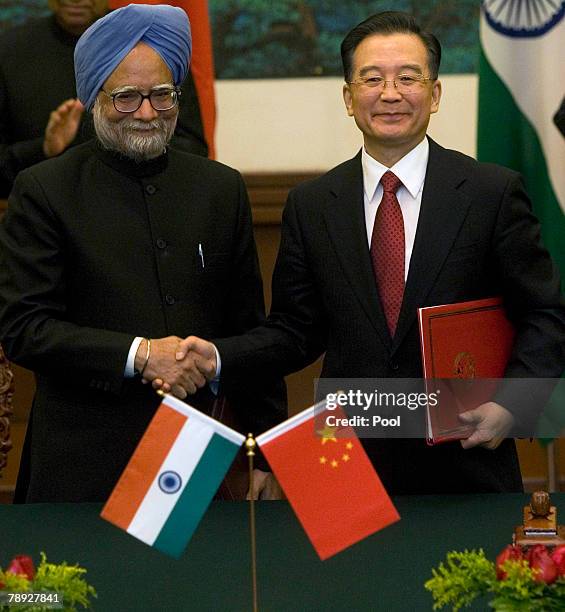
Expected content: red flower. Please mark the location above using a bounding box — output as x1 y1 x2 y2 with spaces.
527 545 558 584
496 545 524 580
5 555 35 581
551 545 565 577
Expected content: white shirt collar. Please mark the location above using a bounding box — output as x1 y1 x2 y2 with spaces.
361 137 429 201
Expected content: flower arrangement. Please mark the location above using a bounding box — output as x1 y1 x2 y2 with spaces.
0 553 96 611
425 544 565 610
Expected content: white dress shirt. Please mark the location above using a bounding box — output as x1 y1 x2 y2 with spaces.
362 137 429 280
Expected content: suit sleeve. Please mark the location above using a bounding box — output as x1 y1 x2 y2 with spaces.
213 173 287 435
493 173 565 429
215 188 327 382
0 170 134 393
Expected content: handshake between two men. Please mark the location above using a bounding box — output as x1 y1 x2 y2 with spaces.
135 336 217 398
136 335 283 500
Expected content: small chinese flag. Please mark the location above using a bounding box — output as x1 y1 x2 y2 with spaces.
255 401 400 560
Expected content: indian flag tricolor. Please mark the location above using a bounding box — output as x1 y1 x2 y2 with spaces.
101 394 244 558
478 1 565 274
478 1 565 437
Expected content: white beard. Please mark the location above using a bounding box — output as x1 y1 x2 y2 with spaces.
93 99 177 162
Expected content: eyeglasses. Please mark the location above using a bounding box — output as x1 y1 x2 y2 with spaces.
347 74 432 94
101 86 181 113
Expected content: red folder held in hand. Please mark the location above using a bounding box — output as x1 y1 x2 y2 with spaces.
418 297 515 444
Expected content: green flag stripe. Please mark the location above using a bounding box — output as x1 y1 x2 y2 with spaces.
478 47 565 439
153 433 240 558
477 48 565 277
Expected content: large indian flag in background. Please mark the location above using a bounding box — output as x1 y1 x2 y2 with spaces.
477 0 565 276
478 1 565 436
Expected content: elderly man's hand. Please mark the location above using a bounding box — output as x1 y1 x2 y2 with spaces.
136 336 208 399
43 98 84 158
151 336 217 396
144 336 217 398
458 401 515 450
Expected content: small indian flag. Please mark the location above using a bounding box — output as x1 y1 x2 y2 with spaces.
101 394 245 558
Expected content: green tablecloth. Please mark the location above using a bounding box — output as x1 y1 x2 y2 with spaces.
1 494 561 611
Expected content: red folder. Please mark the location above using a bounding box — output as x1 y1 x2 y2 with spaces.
418 297 515 444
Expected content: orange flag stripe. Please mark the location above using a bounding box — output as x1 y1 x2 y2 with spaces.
101 404 187 529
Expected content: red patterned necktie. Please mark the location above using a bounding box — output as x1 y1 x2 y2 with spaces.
370 170 405 336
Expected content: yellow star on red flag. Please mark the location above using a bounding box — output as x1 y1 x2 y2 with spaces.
316 424 337 445
318 439 356 470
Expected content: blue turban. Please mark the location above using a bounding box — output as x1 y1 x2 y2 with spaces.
75 4 191 111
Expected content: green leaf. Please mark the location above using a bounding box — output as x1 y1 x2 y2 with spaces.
33 553 96 612
2 553 96 612
425 549 496 610
427 551 565 611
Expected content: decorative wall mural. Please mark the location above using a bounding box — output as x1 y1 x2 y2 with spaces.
0 1 480 77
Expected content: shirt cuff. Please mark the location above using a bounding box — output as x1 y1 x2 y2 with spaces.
209 344 221 395
125 336 145 377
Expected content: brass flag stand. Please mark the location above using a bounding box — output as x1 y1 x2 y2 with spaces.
246 433 259 612
155 391 260 609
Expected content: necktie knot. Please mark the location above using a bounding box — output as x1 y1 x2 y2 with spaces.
380 170 402 195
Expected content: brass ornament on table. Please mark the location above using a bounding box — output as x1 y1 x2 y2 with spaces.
514 491 565 547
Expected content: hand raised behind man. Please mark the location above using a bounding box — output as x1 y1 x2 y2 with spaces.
43 98 84 158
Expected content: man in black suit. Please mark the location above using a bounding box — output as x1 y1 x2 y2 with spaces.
0 4 284 502
178 12 565 494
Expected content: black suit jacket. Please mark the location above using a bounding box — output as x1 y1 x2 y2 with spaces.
216 138 565 494
0 142 285 502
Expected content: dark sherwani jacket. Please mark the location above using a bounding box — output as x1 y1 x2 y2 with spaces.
215 138 565 495
0 141 285 502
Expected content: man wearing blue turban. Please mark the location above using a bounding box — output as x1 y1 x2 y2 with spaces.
75 3 191 113
0 1 208 198
0 4 285 503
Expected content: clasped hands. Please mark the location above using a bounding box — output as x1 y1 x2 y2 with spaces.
135 335 218 399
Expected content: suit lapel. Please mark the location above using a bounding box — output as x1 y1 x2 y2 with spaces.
322 153 391 349
392 139 472 352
